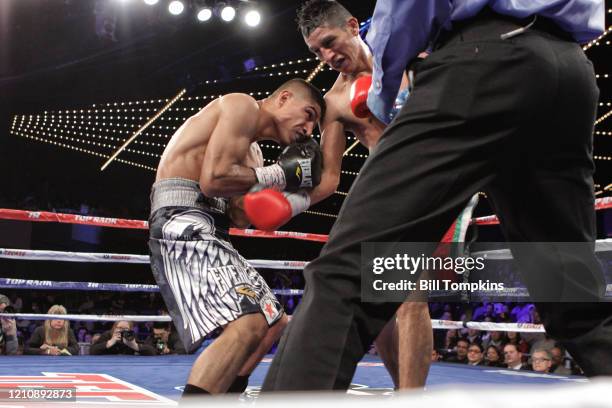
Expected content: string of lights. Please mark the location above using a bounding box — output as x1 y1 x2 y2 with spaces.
14 115 172 146
11 130 157 171
304 209 338 218
583 25 612 50
254 57 319 72
306 62 327 83
595 108 612 126
101 88 184 170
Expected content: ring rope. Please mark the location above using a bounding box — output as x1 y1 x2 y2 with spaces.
1 197 611 243
0 312 546 332
1 313 172 323
0 278 304 296
0 248 308 269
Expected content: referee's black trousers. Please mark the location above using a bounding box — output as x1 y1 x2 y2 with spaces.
263 14 612 390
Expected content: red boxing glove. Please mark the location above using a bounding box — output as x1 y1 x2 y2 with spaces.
243 187 311 232
350 75 372 118
243 189 292 232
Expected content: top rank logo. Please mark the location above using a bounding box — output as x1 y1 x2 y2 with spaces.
0 373 175 404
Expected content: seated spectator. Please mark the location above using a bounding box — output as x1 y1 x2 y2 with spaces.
445 338 469 364
530 348 553 373
465 328 482 345
506 331 529 353
143 322 186 355
10 295 23 313
503 343 527 370
431 349 441 362
24 305 79 356
467 343 484 366
0 294 18 355
444 329 459 350
90 333 101 345
530 333 556 354
484 345 504 367
90 320 155 355
473 303 495 321
76 327 89 343
482 330 505 350
550 345 572 375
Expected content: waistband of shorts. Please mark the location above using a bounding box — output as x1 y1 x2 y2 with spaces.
150 178 227 214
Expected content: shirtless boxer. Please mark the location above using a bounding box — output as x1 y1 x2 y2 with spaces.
148 78 325 395
245 1 430 389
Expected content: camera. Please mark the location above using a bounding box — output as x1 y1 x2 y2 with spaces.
154 338 166 354
120 329 135 342
1 306 14 314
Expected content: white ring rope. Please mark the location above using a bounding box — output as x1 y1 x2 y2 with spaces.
0 248 307 270
2 313 171 322
1 313 545 332
430 319 545 333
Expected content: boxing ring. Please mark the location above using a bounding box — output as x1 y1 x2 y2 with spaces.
1 203 611 405
0 355 589 404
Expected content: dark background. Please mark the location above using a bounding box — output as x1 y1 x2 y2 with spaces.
0 0 611 285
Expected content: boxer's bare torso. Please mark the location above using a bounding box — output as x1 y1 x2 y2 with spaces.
323 72 387 151
156 94 263 184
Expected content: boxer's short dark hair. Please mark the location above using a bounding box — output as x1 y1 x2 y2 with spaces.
297 0 353 38
274 78 326 123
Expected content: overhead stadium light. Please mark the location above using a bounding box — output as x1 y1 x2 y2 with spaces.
219 3 236 22
197 7 213 22
168 0 185 15
244 9 261 27
143 0 159 5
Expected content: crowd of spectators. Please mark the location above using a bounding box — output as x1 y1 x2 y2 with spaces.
426 301 581 375
0 292 184 356
0 289 583 374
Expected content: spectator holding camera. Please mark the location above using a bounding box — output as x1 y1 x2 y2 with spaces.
90 320 155 355
0 294 18 355
144 322 186 355
25 305 79 356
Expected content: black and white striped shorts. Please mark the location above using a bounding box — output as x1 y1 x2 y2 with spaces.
148 180 283 353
